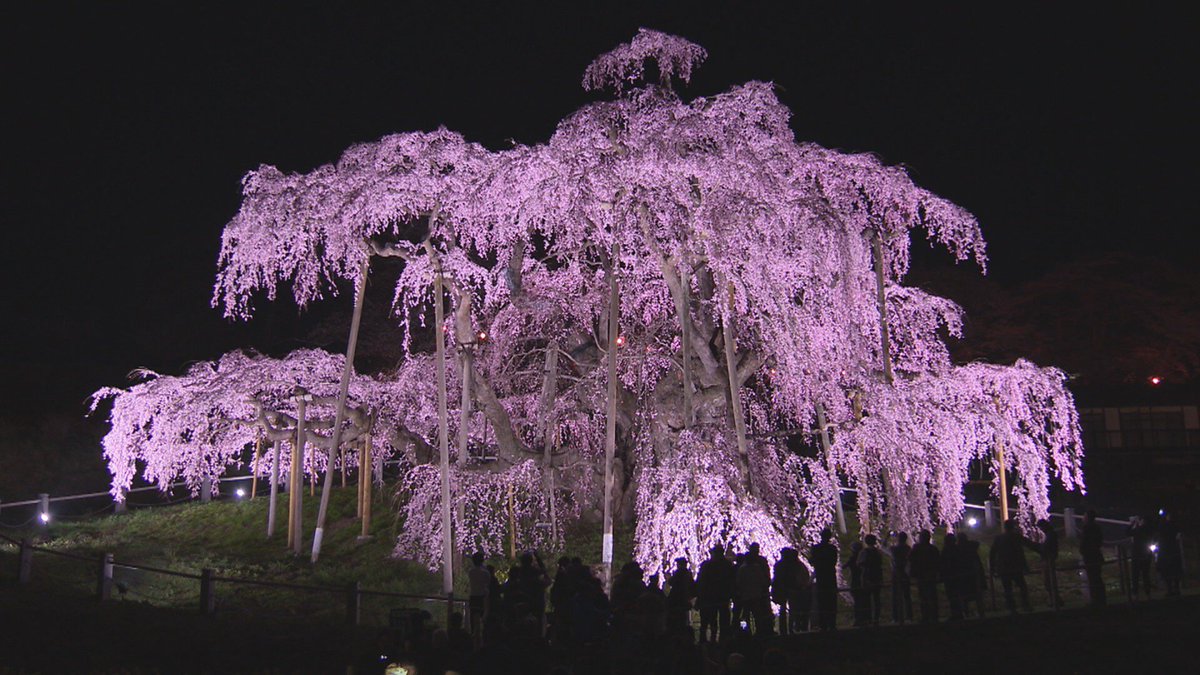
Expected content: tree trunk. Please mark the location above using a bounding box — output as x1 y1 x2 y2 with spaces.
312 255 370 563
871 229 895 385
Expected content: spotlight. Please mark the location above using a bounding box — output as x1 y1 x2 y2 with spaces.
1150 543 1159 553
476 331 488 342
967 517 978 528
1149 376 1162 386
235 488 246 498
39 512 50 524
615 335 626 348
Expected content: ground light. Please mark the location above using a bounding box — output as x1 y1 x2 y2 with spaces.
1150 543 1159 553
39 512 50 524
967 517 978 527
235 487 246 498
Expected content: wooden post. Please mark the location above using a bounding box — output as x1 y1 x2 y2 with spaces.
983 499 996 529
357 439 365 519
540 341 559 542
1063 507 1077 539
360 436 373 539
292 396 308 555
816 403 848 534
18 537 33 584
199 568 216 615
870 229 895 385
96 553 113 601
722 282 754 496
313 256 370 563
602 240 620 594
507 482 517 560
434 264 455 597
678 264 693 429
268 439 280 538
38 493 49 526
251 437 262 499
200 478 212 504
996 441 1010 523
114 491 127 515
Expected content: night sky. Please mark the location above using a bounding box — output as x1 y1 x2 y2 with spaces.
3 3 1196 414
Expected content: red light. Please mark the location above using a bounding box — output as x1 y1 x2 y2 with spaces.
615 335 626 348
1149 376 1162 386
477 331 488 342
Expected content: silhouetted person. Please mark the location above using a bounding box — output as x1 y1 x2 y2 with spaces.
1080 510 1106 606
940 533 963 620
612 561 646 635
1031 519 1063 608
889 532 913 624
467 551 491 646
696 544 734 642
990 519 1031 613
666 557 696 633
549 555 575 644
1156 511 1183 597
857 534 884 626
810 528 839 631
735 543 773 635
909 530 941 623
1128 515 1154 598
772 547 808 634
956 532 985 618
843 540 865 627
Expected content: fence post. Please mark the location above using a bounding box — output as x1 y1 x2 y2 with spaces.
114 490 127 515
200 478 212 504
983 500 995 529
346 581 361 626
38 493 49 526
97 553 113 601
1063 508 1077 539
18 537 33 584
199 568 216 614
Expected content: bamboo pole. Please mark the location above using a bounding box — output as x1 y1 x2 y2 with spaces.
312 256 370 563
602 240 620 594
292 396 308 554
340 444 347 489
267 439 280 537
434 264 455 597
287 435 296 549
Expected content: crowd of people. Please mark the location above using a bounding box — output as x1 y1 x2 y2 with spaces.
372 510 1187 672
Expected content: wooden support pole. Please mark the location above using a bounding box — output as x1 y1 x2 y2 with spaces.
199 568 216 615
540 341 559 542
870 229 895 385
721 282 754 496
602 240 620 594
816 403 848 534
268 440 280 538
680 265 693 429
313 256 370 563
292 396 308 555
251 437 262 499
434 264 455 597
18 538 33 584
361 436 374 538
997 441 1010 523
356 440 365 519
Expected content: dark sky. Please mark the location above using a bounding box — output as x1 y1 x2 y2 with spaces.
3 3 1196 413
